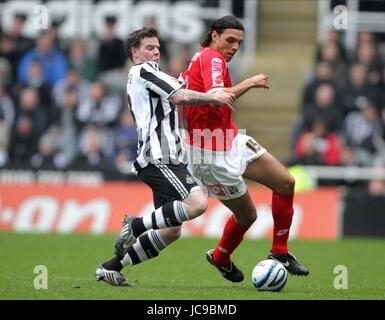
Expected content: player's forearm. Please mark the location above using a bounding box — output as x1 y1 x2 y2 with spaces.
227 78 255 98
169 89 216 106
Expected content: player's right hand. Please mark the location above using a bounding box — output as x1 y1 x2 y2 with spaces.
211 90 236 111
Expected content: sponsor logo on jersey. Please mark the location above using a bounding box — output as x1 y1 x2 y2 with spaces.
212 58 222 73
212 58 224 87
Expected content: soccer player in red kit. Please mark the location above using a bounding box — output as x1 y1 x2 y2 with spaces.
182 16 309 282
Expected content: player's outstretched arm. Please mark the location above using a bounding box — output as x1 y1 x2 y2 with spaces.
169 89 235 110
227 73 270 98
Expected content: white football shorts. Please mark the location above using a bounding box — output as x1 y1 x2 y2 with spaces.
187 133 266 200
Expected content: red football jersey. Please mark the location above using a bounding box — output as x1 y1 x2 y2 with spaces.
182 47 237 151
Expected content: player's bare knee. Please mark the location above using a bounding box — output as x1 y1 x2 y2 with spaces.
276 174 295 195
183 194 208 218
234 209 256 227
193 196 208 216
160 226 181 244
245 210 257 225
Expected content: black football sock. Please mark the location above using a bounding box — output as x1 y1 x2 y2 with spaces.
102 256 123 272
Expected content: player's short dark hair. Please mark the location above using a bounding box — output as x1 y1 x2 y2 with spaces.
125 27 159 62
201 15 244 47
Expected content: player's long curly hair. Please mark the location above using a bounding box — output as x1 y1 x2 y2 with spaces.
201 15 244 47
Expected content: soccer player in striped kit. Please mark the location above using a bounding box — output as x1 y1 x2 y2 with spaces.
96 27 235 286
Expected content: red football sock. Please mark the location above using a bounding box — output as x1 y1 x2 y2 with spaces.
213 215 249 266
271 192 294 256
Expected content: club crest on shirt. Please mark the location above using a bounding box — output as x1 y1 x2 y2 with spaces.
214 74 223 85
186 174 195 184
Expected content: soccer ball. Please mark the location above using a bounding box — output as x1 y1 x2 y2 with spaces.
251 259 288 292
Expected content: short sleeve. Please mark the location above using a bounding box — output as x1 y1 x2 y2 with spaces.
200 50 227 93
139 62 183 98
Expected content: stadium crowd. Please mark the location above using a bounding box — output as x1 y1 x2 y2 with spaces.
0 15 190 177
288 30 385 194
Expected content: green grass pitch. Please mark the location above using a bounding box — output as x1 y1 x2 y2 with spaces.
0 232 384 300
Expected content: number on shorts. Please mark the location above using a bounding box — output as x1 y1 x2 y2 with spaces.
246 138 262 154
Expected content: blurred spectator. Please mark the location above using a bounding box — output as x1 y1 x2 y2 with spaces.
357 31 377 48
0 85 14 166
302 61 337 106
339 139 365 167
53 67 90 109
168 45 191 78
303 83 343 133
293 119 341 166
292 82 341 151
68 39 98 81
8 116 38 167
7 14 34 56
76 82 122 128
342 63 381 116
53 87 80 168
0 84 15 129
353 41 384 87
0 120 9 167
114 110 137 162
16 87 48 136
318 41 348 87
113 106 137 176
0 57 12 87
75 126 112 170
19 60 52 110
0 14 33 79
378 66 385 109
30 128 59 170
0 34 19 81
97 16 126 73
381 106 385 133
343 97 384 166
17 32 68 87
316 30 347 63
47 18 66 50
30 123 76 170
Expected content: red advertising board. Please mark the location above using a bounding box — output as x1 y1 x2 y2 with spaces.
0 183 339 239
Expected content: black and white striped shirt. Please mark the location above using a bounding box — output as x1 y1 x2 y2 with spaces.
127 61 185 170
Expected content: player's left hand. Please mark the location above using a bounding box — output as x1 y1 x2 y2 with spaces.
211 90 236 111
251 74 269 89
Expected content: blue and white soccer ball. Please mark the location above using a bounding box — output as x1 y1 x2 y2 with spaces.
251 259 288 292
